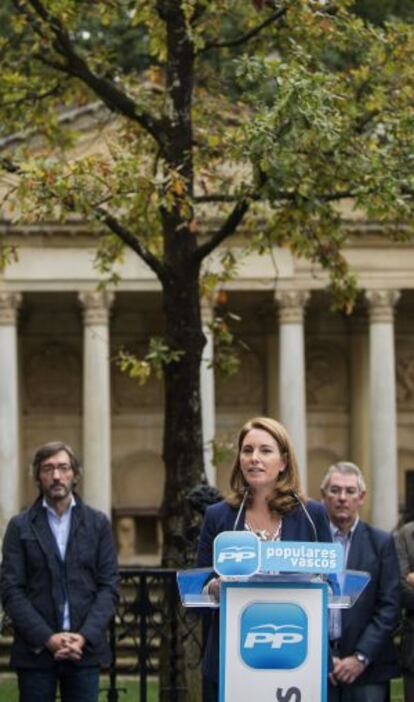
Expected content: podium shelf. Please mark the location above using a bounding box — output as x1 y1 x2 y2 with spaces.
177 568 371 610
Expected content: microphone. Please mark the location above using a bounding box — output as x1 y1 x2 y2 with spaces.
290 490 318 542
233 488 249 530
291 491 330 584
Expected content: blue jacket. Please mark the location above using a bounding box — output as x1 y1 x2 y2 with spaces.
196 498 331 682
334 519 401 685
1 494 119 669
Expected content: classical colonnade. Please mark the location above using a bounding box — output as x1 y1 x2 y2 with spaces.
0 287 399 534
0 290 113 533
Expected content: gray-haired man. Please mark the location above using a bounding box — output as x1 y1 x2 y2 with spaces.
321 461 400 702
1 441 119 702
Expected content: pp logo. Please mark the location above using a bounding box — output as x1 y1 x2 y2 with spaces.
240 603 307 669
214 531 259 577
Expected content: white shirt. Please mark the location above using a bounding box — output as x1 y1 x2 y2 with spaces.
42 495 76 631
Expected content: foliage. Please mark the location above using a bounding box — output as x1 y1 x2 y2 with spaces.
0 1 413 312
116 338 185 384
0 242 18 272
210 311 248 377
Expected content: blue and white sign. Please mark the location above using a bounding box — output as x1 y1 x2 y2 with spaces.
261 541 343 574
213 533 343 577
214 531 260 577
240 602 307 670
220 581 328 702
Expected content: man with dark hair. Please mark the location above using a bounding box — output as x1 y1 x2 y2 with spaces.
1 441 119 702
321 461 400 702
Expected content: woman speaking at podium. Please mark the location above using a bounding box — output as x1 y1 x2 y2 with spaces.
197 416 331 700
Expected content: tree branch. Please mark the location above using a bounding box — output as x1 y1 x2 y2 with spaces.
0 82 62 109
194 185 363 204
0 156 21 174
194 199 250 262
0 155 167 282
95 208 167 283
194 193 248 203
14 0 164 145
192 184 363 264
200 7 287 52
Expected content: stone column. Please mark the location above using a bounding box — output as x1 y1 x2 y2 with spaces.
349 313 371 520
265 312 279 420
79 291 114 517
276 291 309 491
201 300 216 485
366 290 400 531
0 292 22 535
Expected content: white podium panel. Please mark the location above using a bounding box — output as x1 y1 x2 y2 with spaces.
220 581 328 702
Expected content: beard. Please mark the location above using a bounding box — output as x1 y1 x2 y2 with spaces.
42 479 75 502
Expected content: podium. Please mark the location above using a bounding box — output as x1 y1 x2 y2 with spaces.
177 532 370 702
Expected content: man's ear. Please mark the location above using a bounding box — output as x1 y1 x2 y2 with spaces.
358 490 366 506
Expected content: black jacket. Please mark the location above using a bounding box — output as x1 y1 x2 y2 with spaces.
337 519 401 684
1 494 119 669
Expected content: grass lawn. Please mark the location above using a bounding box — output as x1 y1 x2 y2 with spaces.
0 675 158 701
0 676 405 701
391 679 403 702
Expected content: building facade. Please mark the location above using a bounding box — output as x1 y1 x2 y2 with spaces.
1 224 413 562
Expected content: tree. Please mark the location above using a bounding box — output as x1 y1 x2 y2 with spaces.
2 2 414 699
1 0 414 579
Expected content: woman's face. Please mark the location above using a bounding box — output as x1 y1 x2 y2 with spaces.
239 428 286 494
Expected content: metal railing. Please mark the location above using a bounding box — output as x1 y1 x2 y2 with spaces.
107 567 187 702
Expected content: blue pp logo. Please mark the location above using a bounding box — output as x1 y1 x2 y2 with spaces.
240 603 307 669
214 531 259 577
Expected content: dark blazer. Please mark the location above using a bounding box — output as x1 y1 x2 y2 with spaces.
394 521 414 673
1 494 119 669
336 520 401 685
196 498 331 682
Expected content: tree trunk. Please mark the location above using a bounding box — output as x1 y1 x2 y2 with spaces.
156 4 204 699
158 265 205 702
161 265 205 567
158 0 203 568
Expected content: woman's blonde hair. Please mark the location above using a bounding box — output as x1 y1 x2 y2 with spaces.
227 417 304 515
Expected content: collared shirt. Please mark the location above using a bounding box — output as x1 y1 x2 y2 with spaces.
42 495 76 631
329 517 359 641
330 517 359 565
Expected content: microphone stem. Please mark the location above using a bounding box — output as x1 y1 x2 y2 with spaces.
233 489 249 530
291 490 318 542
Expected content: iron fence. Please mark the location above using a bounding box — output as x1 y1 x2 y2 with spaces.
104 567 202 701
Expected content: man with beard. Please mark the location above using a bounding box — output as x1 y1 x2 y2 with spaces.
321 461 400 702
1 441 119 702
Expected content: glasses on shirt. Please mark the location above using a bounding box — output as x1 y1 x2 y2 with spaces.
40 463 72 475
326 486 360 497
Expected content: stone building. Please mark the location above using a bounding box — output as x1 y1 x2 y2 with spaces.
1 221 413 564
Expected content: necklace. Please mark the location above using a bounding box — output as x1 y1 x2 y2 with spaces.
246 517 282 541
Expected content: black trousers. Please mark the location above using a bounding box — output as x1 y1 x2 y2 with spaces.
328 681 390 702
202 677 218 702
